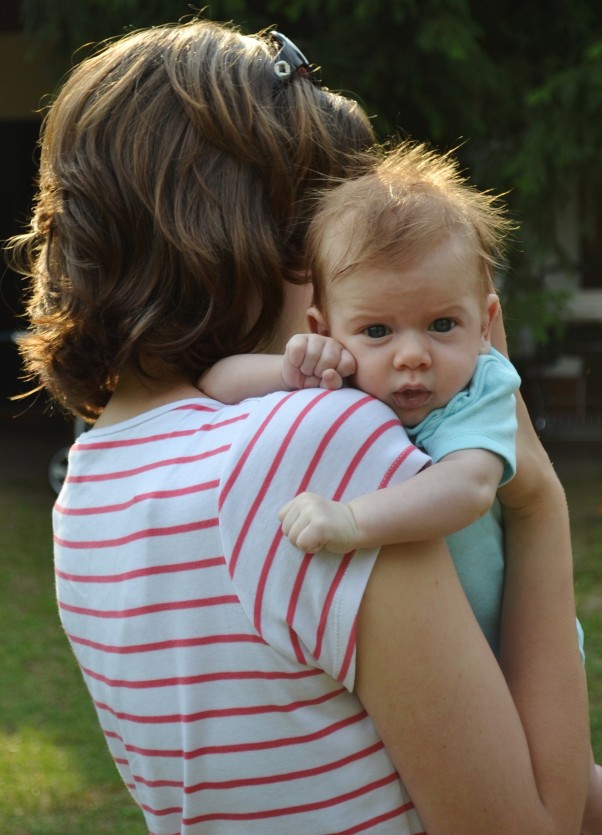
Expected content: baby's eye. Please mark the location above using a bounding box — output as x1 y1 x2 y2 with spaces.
429 318 456 333
363 324 391 339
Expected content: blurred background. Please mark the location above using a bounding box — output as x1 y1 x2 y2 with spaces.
2 0 602 452
0 2 601 831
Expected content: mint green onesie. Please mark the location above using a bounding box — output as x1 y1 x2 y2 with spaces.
407 348 585 658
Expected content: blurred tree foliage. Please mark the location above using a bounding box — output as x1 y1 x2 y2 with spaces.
19 0 602 352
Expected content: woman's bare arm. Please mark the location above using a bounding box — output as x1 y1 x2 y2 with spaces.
355 451 588 834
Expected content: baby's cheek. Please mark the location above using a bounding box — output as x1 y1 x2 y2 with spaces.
352 369 379 400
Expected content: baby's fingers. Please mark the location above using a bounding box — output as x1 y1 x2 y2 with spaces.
334 348 356 379
306 340 354 380
283 335 340 389
278 494 326 552
278 499 294 523
285 334 312 370
278 499 300 534
319 368 343 390
296 335 333 376
286 519 324 554
280 507 322 553
318 348 356 389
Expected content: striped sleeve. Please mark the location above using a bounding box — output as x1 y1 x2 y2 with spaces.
218 388 430 691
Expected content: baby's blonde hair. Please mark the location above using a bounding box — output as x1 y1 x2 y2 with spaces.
308 142 513 311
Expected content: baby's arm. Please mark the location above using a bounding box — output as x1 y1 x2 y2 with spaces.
199 354 287 403
279 448 504 553
198 334 355 404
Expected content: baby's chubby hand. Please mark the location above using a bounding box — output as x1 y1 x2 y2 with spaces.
278 492 359 554
282 334 356 391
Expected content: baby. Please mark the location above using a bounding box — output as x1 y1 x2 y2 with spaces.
201 141 520 555
201 142 600 832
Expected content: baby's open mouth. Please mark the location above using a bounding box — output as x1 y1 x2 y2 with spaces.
393 387 431 411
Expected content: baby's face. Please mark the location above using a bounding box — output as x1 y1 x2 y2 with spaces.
316 236 496 427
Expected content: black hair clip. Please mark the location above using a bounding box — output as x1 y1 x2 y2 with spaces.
269 31 320 85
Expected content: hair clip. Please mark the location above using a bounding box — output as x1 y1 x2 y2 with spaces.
269 31 320 85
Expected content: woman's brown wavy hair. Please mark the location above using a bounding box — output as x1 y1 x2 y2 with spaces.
9 19 375 419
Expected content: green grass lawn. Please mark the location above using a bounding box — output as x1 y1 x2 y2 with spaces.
558 460 602 752
0 473 147 834
1 458 601 832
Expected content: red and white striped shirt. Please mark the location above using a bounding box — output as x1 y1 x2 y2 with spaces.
54 387 429 834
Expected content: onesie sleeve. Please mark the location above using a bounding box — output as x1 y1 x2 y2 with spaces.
408 348 521 485
218 387 430 692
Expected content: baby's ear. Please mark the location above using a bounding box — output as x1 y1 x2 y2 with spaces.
480 293 500 352
306 306 329 336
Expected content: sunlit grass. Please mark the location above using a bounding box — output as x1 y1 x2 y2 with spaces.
1 449 601 830
561 463 602 758
0 473 146 834
1 726 137 824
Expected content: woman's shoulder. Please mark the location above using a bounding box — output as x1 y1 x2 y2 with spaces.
243 385 398 423
221 386 429 504
237 387 407 451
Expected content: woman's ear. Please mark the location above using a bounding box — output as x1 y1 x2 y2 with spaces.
306 306 329 336
480 293 500 353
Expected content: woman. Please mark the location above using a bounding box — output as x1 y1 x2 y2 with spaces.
11 18 589 834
